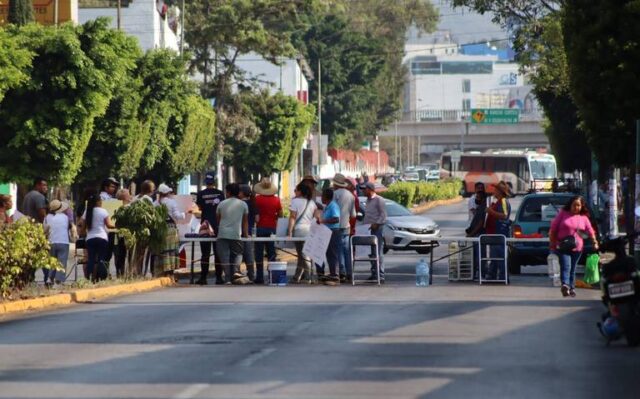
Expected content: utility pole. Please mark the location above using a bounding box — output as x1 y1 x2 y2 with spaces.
180 0 185 56
116 0 121 30
317 59 322 175
54 0 59 26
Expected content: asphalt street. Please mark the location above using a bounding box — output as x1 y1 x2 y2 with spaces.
1 197 639 399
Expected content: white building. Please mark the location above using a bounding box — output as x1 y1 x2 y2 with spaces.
235 54 310 104
78 0 180 51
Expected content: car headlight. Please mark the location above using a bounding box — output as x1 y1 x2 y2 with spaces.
386 223 397 231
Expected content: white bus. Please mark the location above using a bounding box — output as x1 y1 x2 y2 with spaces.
440 150 557 195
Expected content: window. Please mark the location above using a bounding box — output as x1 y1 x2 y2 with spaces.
462 79 471 93
441 61 493 74
411 61 441 75
442 155 451 172
460 157 472 171
462 99 471 111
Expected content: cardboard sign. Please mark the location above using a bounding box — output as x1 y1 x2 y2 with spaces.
302 223 332 267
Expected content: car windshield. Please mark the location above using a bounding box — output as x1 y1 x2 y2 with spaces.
405 173 419 179
529 160 556 180
518 196 571 222
385 201 413 217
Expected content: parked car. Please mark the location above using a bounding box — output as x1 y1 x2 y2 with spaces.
509 192 598 274
358 197 440 254
403 172 420 182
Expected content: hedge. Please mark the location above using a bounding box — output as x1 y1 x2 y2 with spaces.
380 179 461 208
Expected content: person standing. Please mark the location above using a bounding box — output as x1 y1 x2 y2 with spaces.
44 200 73 285
239 184 256 281
99 177 119 201
80 193 115 282
0 194 13 228
216 183 249 284
288 183 318 283
362 182 387 283
23 177 48 223
317 188 341 286
484 181 511 280
549 195 598 297
253 178 282 284
332 173 355 282
195 173 225 285
113 188 132 277
468 182 486 222
155 184 187 277
465 190 488 280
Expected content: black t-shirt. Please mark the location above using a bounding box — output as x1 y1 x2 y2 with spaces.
196 188 225 229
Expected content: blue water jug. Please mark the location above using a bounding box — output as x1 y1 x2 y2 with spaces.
416 259 430 287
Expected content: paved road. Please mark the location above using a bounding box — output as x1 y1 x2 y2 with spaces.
1 198 638 399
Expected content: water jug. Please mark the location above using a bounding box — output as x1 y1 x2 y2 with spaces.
416 259 430 287
547 253 561 287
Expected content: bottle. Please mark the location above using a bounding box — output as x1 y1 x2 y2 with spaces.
547 253 561 287
416 259 430 287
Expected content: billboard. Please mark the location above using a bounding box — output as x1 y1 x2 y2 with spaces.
0 0 78 26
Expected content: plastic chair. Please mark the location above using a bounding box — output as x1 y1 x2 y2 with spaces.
350 235 381 285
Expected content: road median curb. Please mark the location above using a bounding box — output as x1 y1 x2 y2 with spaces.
411 196 463 214
0 277 174 316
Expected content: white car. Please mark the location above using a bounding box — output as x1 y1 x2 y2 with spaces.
358 197 440 254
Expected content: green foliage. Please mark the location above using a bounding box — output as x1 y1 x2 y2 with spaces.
0 29 33 102
8 0 34 26
563 0 640 168
0 19 136 184
0 219 60 298
112 200 169 253
229 91 315 176
381 179 461 208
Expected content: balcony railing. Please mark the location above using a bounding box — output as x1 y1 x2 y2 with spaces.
401 108 544 123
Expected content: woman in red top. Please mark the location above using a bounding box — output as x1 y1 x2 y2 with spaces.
484 181 511 280
253 178 283 284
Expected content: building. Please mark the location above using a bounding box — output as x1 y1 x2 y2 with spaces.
235 54 310 104
78 0 180 51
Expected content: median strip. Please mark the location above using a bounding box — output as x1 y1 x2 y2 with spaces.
0 277 174 316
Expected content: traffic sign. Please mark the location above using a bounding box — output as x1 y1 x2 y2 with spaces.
450 150 461 163
471 108 520 124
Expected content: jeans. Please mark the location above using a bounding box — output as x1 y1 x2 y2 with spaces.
46 243 69 283
86 238 109 282
370 227 385 278
317 229 342 276
339 229 352 276
216 239 243 283
243 241 256 280
255 227 277 282
114 236 127 277
200 242 222 282
486 243 506 280
558 250 581 288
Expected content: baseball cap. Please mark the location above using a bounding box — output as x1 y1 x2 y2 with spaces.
364 182 376 191
204 172 215 184
158 183 173 194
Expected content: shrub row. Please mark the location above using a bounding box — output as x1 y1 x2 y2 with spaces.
380 179 461 208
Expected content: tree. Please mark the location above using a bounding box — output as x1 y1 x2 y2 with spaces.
0 29 32 102
563 0 640 168
7 0 34 26
0 19 135 184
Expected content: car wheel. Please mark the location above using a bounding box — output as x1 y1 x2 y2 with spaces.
416 248 431 255
508 251 521 275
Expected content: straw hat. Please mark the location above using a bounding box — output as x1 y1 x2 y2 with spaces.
49 199 69 214
332 173 349 188
254 177 278 196
493 181 511 197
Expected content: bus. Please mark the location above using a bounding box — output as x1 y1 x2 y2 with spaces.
440 150 557 195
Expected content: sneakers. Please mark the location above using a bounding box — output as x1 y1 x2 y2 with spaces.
569 288 576 297
561 284 570 297
195 278 208 285
323 275 340 286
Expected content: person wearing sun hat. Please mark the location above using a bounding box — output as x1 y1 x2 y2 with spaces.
332 173 356 283
253 177 283 284
44 199 74 285
484 180 512 280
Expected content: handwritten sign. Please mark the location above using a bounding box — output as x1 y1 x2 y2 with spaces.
302 223 332 267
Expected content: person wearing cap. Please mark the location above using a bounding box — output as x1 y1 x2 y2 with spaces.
154 183 188 276
362 182 387 282
238 184 257 281
216 183 249 284
100 177 119 201
253 177 283 284
196 172 225 285
317 188 342 285
332 173 356 282
44 200 74 285
484 181 512 280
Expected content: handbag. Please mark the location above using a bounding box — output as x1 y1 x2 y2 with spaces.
198 220 214 236
558 235 577 253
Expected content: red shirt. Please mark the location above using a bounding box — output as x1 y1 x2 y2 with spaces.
255 195 282 229
485 198 508 234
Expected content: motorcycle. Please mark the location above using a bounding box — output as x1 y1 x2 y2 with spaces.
596 232 640 346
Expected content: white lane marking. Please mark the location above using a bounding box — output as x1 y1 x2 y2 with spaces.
238 347 276 368
173 383 208 399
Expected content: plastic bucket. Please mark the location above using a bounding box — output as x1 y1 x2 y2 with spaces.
268 262 287 286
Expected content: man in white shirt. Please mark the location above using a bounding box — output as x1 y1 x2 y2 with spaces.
99 177 119 201
468 182 486 223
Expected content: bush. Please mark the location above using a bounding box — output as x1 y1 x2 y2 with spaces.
381 179 461 207
0 219 60 298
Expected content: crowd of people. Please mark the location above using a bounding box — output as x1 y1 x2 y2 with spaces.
0 171 388 288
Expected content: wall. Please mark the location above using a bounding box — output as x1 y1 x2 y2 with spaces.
235 54 309 103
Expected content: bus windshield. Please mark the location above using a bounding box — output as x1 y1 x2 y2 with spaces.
529 160 556 180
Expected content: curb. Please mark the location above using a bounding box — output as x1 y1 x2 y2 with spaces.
411 196 464 214
0 277 174 316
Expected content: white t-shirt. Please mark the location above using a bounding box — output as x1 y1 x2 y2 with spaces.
160 197 186 223
468 195 478 222
83 207 110 241
45 213 70 244
290 197 318 233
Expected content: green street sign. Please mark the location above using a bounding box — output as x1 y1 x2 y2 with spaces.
470 108 520 124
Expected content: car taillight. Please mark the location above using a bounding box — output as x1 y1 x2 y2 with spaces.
512 224 522 237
